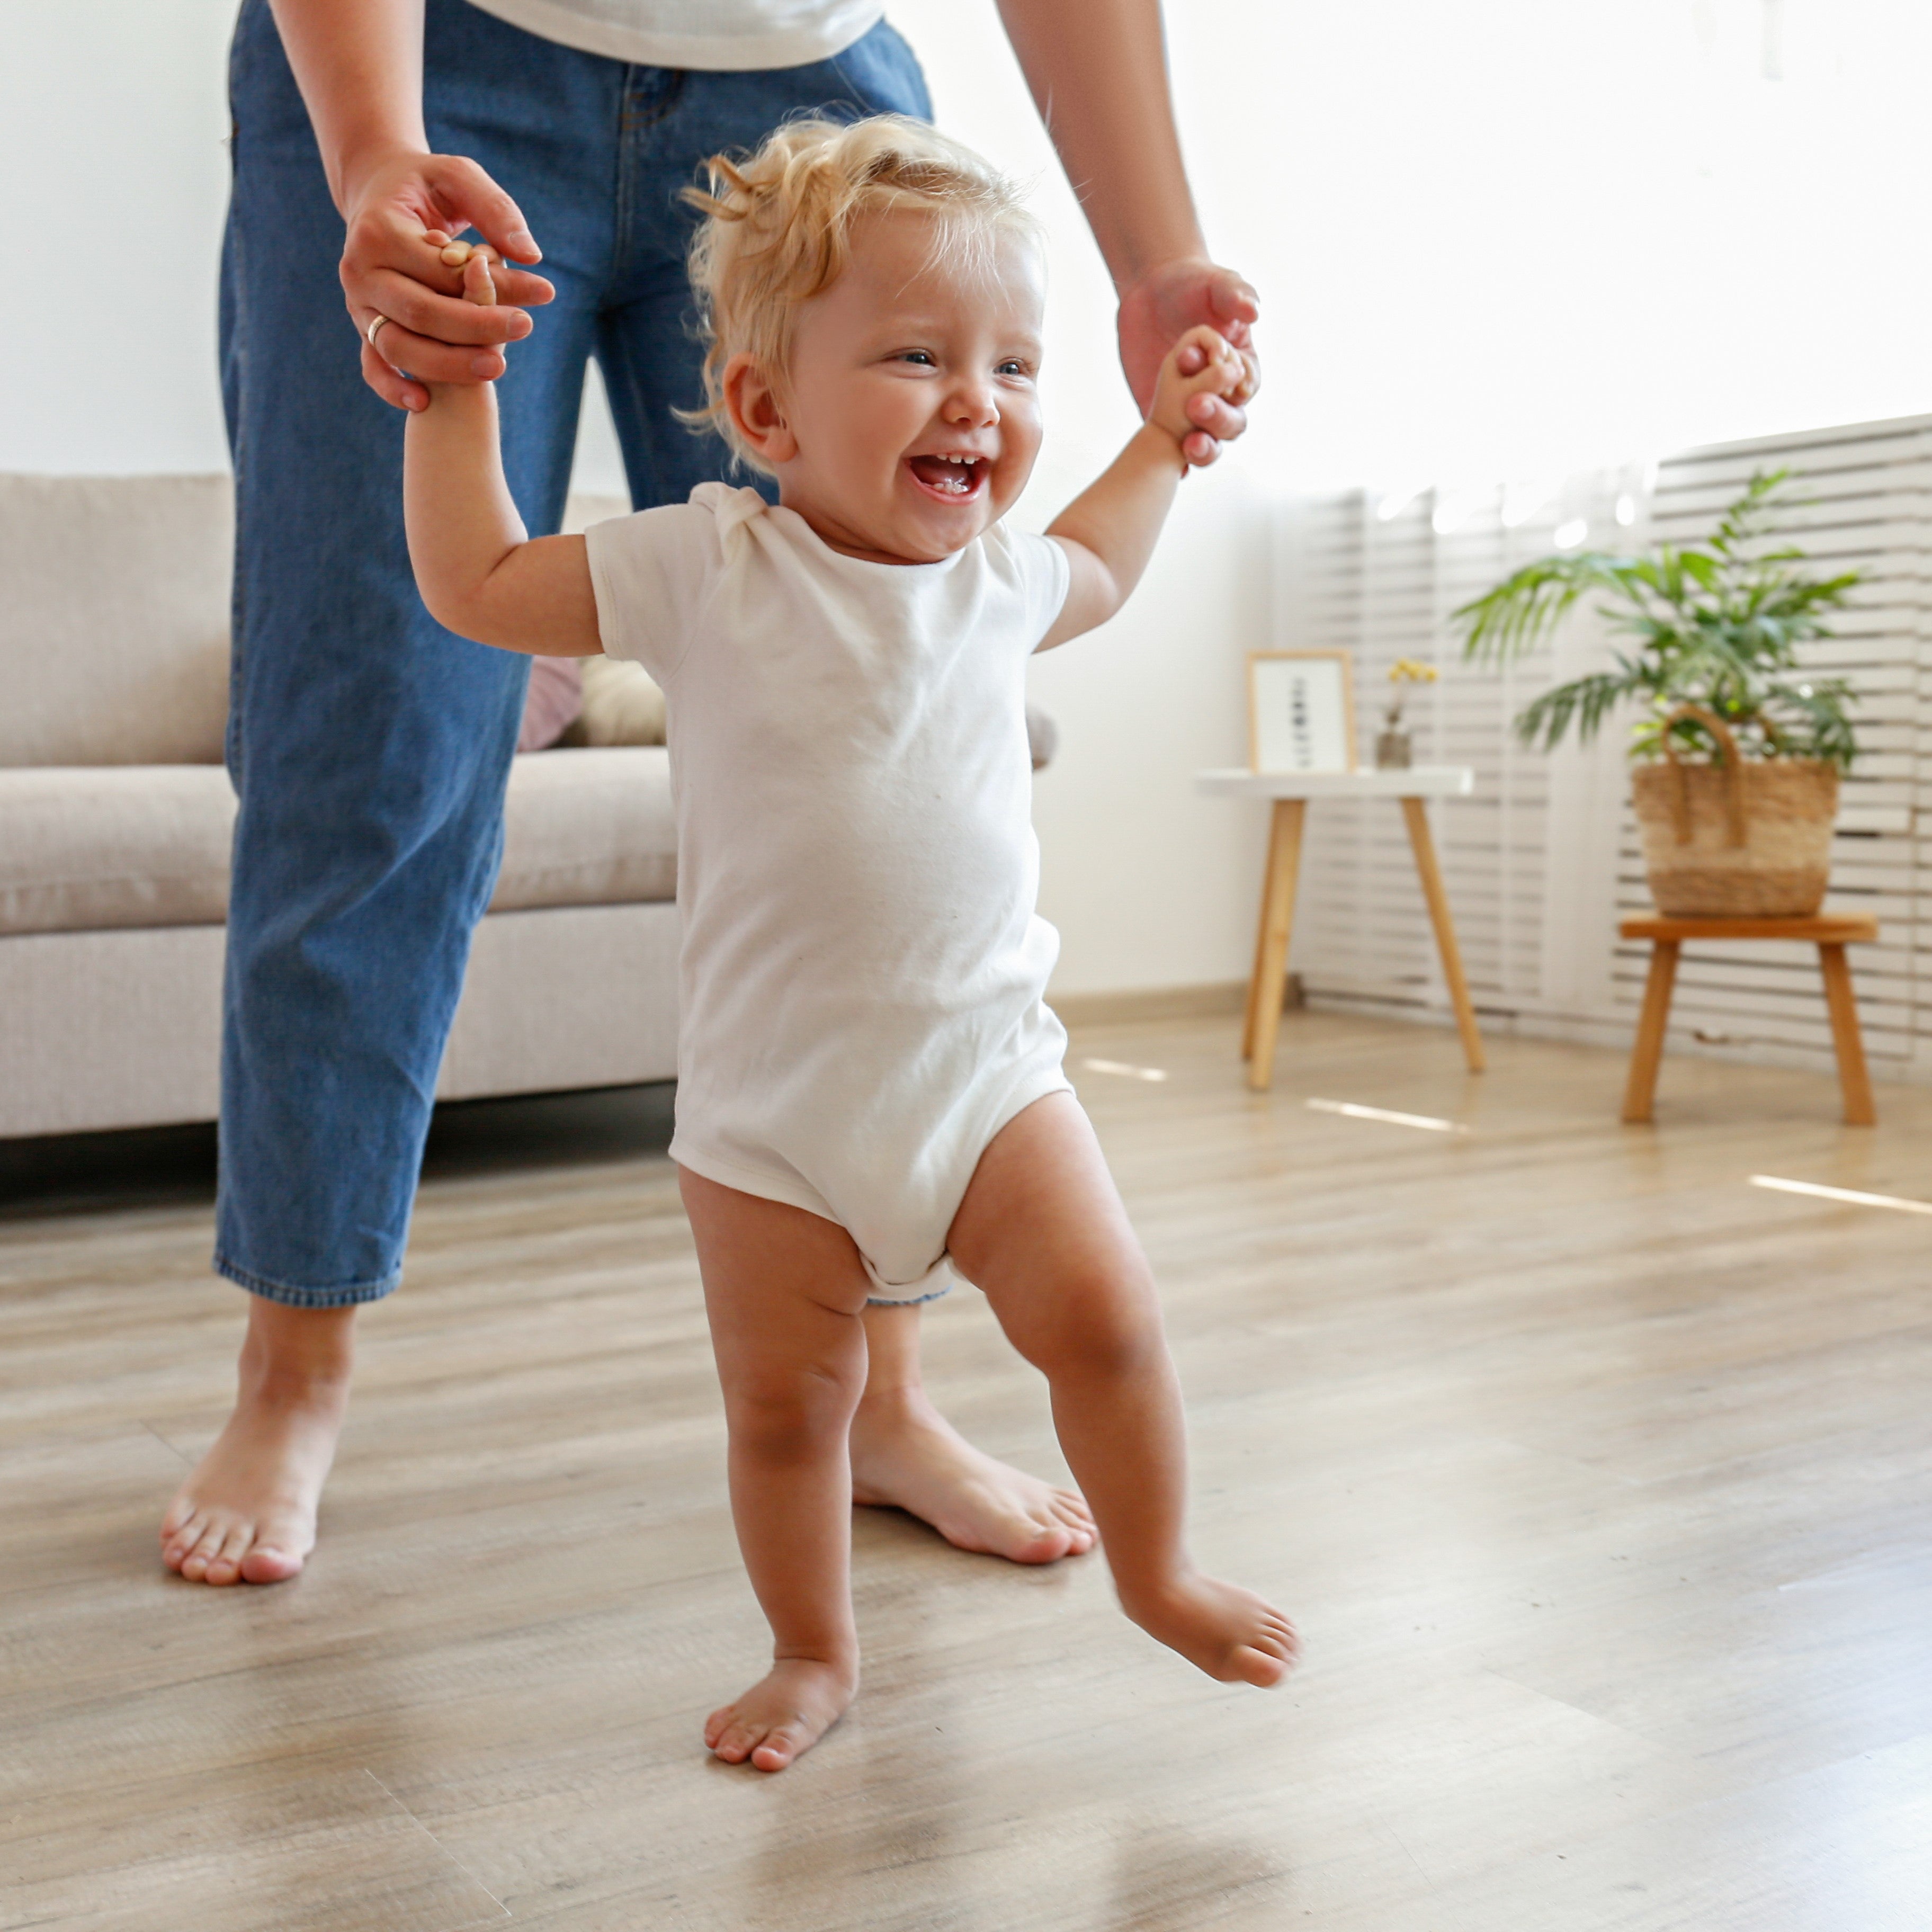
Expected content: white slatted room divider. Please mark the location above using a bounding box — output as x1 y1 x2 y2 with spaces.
1274 415 1932 1084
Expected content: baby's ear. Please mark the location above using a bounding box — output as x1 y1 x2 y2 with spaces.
721 353 798 465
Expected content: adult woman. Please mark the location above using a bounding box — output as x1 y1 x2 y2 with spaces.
163 0 1259 1587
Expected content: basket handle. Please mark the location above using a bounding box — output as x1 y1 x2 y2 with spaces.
1657 704 1747 847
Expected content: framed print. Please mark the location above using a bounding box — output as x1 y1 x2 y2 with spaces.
1248 650 1357 774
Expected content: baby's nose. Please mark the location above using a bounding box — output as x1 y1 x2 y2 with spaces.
945 380 999 426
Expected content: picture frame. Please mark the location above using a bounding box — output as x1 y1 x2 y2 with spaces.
1247 650 1357 775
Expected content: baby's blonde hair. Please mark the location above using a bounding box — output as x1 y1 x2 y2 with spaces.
681 115 1042 474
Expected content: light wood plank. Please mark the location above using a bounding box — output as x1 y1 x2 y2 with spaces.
4 1016 1930 1929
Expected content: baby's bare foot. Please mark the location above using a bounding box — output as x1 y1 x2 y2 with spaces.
849 1389 1095 1564
160 1301 353 1587
1123 1572 1299 1686
704 1657 857 1773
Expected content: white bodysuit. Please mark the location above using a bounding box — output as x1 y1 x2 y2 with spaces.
586 484 1073 1301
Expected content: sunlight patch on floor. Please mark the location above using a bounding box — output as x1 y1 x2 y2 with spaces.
1080 1058 1169 1083
1305 1097 1470 1135
1749 1174 1932 1217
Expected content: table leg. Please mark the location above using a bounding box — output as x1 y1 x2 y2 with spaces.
1399 797 1486 1074
1242 801 1286 1062
1817 942 1877 1125
1622 939 1679 1123
1246 798 1306 1093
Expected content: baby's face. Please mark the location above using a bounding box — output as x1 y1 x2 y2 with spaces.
759 211 1045 565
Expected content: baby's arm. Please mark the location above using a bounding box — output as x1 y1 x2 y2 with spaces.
402 260 601 657
1039 325 1246 651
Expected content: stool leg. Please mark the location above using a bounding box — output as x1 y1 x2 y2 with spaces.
1247 799 1306 1093
1818 942 1876 1125
1400 797 1486 1073
1622 939 1679 1123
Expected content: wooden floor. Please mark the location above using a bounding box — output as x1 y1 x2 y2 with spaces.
4 1013 1930 1932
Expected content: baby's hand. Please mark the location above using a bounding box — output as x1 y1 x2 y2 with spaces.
1149 325 1247 466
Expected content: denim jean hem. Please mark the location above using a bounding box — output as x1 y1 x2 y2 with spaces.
214 1252 401 1309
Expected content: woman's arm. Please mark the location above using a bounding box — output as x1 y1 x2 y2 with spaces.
995 0 1259 466
268 0 555 412
1039 326 1245 651
402 365 602 657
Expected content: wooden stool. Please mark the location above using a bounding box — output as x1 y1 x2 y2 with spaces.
1619 915 1880 1125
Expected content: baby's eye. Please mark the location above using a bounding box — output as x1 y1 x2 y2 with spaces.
996 359 1033 379
899 351 937 367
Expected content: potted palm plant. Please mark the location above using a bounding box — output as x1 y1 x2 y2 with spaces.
1453 471 1860 917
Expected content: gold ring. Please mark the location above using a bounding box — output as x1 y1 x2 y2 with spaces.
365 313 393 351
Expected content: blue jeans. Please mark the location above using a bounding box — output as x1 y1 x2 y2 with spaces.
217 0 931 1307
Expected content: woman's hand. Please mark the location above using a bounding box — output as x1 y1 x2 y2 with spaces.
341 147 556 411
1116 258 1260 467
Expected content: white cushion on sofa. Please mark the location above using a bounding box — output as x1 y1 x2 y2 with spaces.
0 747 676 936
490 746 676 912
0 765 236 933
0 474 234 770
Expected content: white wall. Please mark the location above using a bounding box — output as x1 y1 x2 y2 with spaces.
12 1 1932 993
2 1 237 474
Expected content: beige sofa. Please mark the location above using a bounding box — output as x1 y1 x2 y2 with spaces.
0 474 679 1140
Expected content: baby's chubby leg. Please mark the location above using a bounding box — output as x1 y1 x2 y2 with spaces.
681 1168 873 1773
949 1094 1298 1688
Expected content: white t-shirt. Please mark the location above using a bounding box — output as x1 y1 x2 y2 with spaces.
586 482 1072 1294
463 0 885 70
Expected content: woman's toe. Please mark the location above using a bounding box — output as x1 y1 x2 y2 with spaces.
203 1525 253 1586
239 1540 302 1585
179 1524 225 1578
1012 1520 1074 1564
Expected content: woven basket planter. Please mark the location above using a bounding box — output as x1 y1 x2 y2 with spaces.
1629 706 1838 918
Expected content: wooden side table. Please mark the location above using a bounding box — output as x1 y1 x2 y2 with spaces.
1619 915 1881 1125
1197 767 1483 1092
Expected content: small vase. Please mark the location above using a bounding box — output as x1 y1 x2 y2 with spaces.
1375 724 1412 770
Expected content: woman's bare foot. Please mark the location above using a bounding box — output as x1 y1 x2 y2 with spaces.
159 1296 355 1587
849 1386 1096 1564
704 1656 858 1773
1122 1572 1299 1687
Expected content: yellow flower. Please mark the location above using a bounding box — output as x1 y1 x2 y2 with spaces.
1389 658 1440 684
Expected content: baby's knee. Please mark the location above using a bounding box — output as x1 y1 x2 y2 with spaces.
724 1358 863 1461
1009 1263 1163 1382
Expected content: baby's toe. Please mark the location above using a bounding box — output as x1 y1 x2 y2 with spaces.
709 1712 765 1764
1229 1643 1290 1688
749 1723 808 1773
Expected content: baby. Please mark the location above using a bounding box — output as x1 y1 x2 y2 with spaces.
403 115 1296 1773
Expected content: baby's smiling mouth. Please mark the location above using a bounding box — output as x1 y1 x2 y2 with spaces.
906 453 989 501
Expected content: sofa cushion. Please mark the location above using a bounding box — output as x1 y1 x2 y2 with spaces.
0 474 234 769
0 748 676 936
491 746 675 911
0 765 236 933
565 655 667 747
